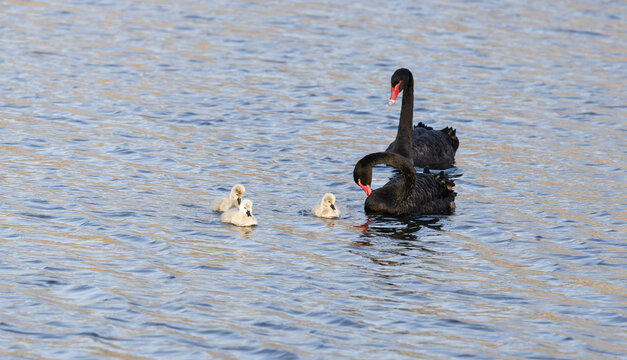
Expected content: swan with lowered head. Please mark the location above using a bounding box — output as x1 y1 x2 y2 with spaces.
221 198 257 226
353 152 456 216
213 184 245 212
385 68 459 169
312 193 340 218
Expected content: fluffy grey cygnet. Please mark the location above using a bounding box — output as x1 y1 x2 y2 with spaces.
213 184 245 212
312 193 340 218
221 198 258 226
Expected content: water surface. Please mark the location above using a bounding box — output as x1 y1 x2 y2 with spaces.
1 0 626 359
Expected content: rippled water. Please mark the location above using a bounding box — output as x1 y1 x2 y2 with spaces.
1 0 626 359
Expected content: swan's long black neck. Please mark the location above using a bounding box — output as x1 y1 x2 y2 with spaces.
357 152 416 199
382 152 415 199
393 81 414 162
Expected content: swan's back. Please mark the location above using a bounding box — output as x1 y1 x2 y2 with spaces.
365 170 456 216
385 123 458 169
410 123 458 169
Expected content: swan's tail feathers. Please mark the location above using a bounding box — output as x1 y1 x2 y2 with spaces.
434 171 456 192
442 127 460 150
415 122 434 130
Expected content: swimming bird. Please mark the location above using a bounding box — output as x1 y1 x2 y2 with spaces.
221 198 258 226
385 68 459 169
312 193 340 218
212 184 245 212
353 152 456 216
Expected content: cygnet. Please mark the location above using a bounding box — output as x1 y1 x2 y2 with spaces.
221 198 258 227
312 193 340 218
213 184 245 212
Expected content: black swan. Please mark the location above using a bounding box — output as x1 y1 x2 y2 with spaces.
385 68 459 169
353 152 456 216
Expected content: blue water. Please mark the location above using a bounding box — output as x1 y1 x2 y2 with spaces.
1 0 626 359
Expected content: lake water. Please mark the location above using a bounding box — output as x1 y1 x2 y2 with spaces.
1 0 626 359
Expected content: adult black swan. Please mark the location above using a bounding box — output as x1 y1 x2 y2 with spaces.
353 152 456 216
385 68 459 169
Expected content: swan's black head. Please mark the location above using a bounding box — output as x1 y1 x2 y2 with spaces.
389 68 414 106
353 156 373 196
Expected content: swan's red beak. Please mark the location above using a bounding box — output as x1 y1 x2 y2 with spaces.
357 180 371 196
388 82 401 106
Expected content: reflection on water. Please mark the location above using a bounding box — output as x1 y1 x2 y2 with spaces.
353 216 443 266
358 215 445 242
2 0 626 359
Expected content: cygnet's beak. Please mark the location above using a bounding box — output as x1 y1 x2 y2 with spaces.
237 197 242 205
246 210 252 217
330 204 336 210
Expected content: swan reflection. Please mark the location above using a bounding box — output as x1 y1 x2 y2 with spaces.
355 214 444 245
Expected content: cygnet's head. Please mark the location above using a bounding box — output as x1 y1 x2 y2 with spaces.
321 193 336 210
230 184 246 205
240 199 254 217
